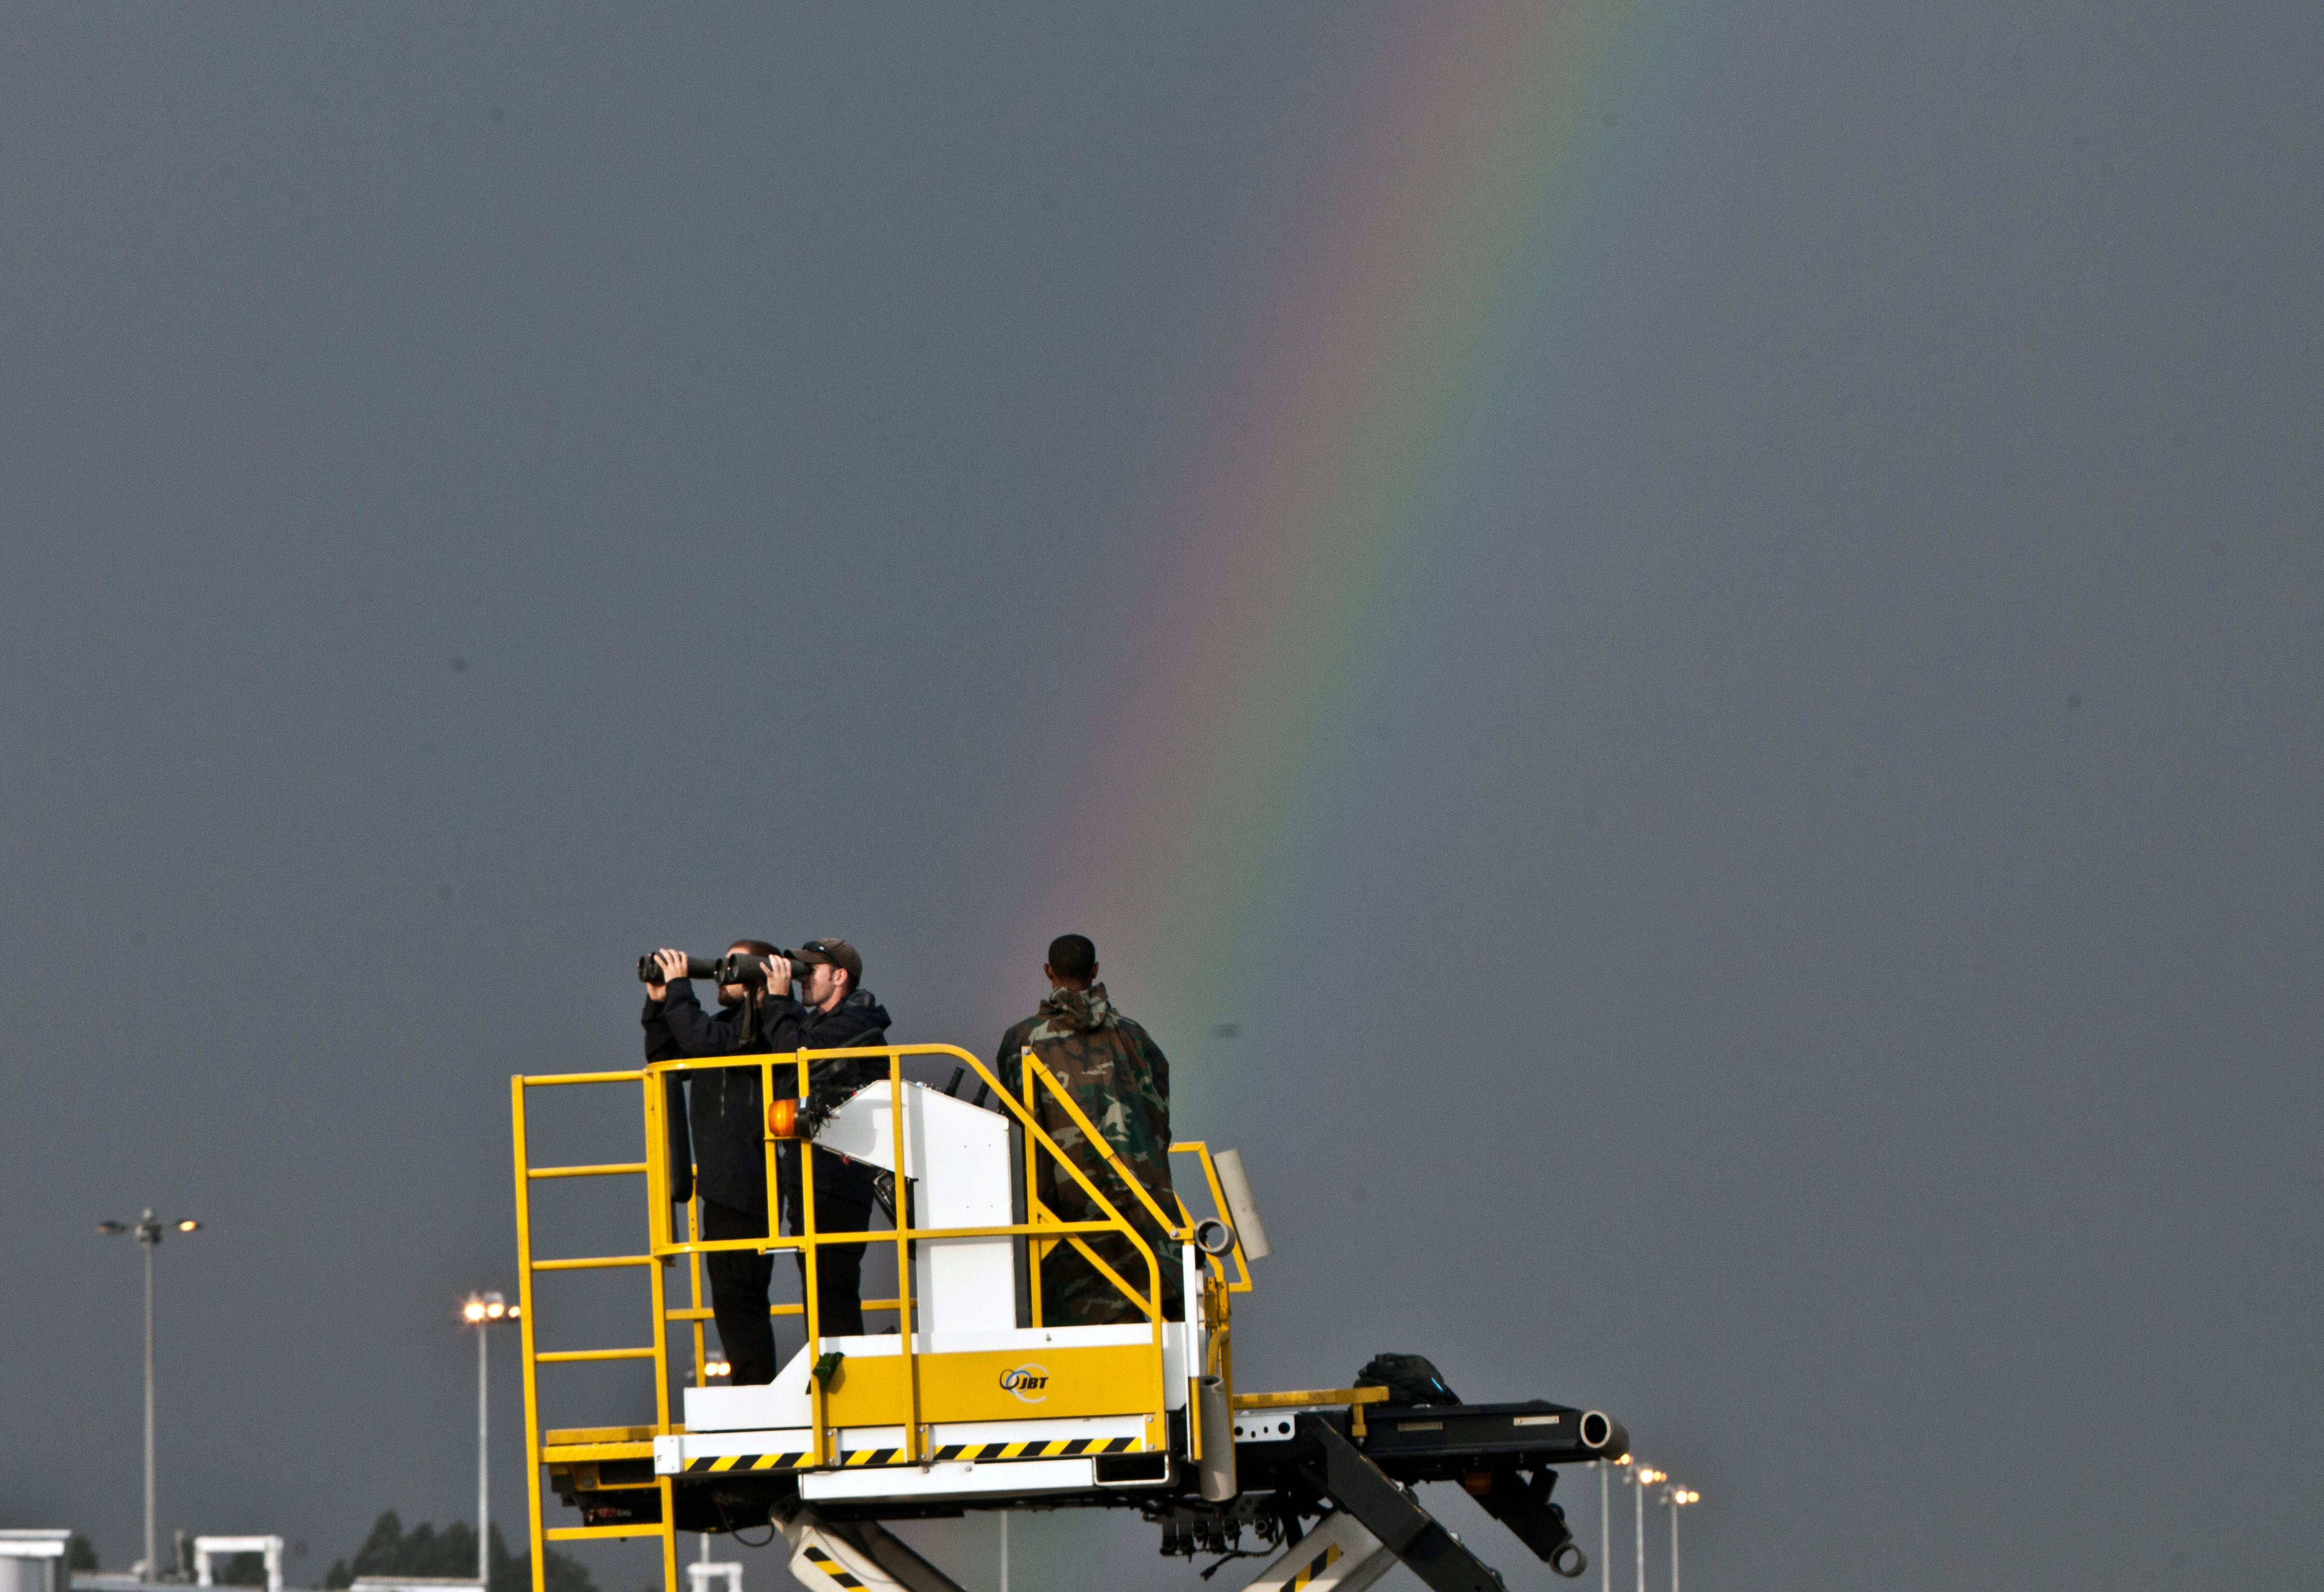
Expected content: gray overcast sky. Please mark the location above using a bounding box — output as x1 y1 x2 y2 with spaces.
3 6 2317 1592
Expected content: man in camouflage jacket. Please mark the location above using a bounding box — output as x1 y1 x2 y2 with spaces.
996 935 1181 1325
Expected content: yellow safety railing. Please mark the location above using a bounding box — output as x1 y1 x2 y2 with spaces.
512 1041 1252 1592
509 1067 681 1592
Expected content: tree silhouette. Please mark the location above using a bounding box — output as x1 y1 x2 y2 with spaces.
321 1514 593 1592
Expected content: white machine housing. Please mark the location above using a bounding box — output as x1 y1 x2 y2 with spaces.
673 1079 1201 1501
816 1080 1014 1335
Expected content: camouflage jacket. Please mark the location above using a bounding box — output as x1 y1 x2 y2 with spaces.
996 984 1175 1224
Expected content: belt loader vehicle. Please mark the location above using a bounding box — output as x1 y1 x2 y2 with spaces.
510 1044 1629 1592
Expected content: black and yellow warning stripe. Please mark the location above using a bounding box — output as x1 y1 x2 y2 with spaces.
1288 1542 1343 1590
681 1434 1137 1474
682 1450 810 1473
798 1549 864 1589
929 1435 1138 1462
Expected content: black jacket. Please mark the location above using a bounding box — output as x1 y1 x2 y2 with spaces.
760 986 894 1099
643 997 696 1206
648 982 896 1216
760 986 893 1207
646 983 776 1215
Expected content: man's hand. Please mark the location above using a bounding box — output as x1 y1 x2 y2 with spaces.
765 954 793 992
647 947 687 1000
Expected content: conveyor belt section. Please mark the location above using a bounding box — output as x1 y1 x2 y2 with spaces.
1225 1402 1619 1592
1355 1399 1625 1477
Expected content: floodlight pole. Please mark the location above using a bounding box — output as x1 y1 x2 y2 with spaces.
478 1323 490 1584
143 1226 157 1580
1660 1486 1697 1592
1625 1466 1663 1592
1598 1462 1609 1592
100 1209 199 1581
463 1292 512 1585
1669 1492 1680 1592
1634 1469 1644 1592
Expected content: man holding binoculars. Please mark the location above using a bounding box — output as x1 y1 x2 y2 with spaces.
643 938 892 1384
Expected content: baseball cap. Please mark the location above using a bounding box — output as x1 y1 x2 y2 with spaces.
793 938 863 984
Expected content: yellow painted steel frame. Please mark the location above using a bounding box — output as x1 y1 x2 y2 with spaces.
511 1071 680 1592
1169 1142 1256 1293
513 1042 1233 1592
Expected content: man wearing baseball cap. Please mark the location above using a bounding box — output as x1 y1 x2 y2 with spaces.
759 938 892 1342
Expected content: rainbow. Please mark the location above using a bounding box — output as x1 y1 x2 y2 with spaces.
998 7 1680 1064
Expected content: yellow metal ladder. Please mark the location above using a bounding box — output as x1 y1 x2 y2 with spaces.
510 1067 683 1592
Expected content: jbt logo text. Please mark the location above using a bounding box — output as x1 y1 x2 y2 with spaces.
999 1364 1051 1403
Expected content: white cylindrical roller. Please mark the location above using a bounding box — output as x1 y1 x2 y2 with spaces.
1212 1148 1273 1260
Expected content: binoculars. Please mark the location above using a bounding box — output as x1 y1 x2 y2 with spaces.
634 950 798 988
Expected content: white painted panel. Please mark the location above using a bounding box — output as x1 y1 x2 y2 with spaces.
817 1080 1017 1335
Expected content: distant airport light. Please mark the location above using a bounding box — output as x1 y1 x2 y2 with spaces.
463 1290 512 1325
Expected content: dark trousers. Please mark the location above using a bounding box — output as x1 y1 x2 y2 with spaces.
699 1197 778 1386
780 1147 873 1339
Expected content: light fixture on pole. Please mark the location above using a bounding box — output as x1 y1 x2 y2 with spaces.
1631 1466 1665 1592
1599 1456 1629 1592
461 1291 520 1585
1660 1485 1699 1592
97 1211 202 1581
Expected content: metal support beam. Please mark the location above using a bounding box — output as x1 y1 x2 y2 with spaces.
1292 1417 1510 1592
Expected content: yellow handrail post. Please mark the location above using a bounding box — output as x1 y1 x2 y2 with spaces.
510 1077 548 1592
687 1200 705 1387
792 1052 828 1466
643 1083 678 1592
1021 1056 1045 1328
642 1074 668 1248
887 1053 919 1462
656 1475 678 1592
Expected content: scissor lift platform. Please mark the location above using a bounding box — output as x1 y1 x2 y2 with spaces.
512 1044 1626 1592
